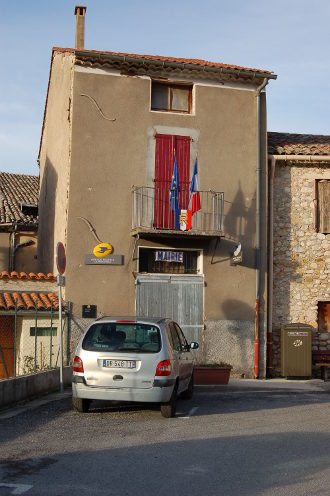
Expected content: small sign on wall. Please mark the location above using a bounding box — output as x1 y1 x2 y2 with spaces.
82 305 97 318
231 242 243 265
231 252 243 265
155 251 183 263
85 254 124 265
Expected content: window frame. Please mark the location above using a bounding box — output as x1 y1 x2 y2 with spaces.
168 322 182 351
82 323 161 353
318 301 330 332
315 179 330 234
174 323 189 351
151 80 193 114
29 327 57 337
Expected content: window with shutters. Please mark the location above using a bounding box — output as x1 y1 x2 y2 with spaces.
151 81 192 113
316 180 330 233
154 134 190 229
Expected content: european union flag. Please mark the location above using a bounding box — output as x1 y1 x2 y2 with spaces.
169 155 180 229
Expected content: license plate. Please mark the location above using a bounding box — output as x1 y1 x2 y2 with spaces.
103 359 136 369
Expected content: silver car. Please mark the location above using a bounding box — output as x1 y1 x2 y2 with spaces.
72 317 199 417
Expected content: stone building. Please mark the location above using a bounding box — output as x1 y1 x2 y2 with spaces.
268 132 330 376
0 172 39 273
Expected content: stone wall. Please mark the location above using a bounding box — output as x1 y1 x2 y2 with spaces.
272 163 330 376
204 319 256 378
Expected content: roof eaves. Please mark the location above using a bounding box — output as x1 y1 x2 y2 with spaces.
0 223 38 231
74 49 277 80
38 47 75 163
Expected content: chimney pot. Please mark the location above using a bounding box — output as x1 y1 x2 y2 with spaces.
74 5 87 49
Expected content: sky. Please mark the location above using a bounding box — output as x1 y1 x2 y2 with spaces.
1 0 330 176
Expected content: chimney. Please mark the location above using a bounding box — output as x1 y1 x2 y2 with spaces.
74 5 87 49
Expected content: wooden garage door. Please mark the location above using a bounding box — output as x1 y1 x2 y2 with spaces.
136 274 203 347
0 316 14 378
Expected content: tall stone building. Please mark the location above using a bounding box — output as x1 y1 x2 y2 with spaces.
268 132 330 376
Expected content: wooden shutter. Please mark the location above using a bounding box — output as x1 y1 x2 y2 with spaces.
318 302 330 332
318 180 330 233
154 134 190 228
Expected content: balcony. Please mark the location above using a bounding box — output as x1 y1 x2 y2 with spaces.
132 186 224 238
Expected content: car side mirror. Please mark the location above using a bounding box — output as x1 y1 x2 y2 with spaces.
190 342 199 350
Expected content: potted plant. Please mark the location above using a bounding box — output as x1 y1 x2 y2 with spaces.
194 362 232 385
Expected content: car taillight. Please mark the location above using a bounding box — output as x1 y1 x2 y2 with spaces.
73 356 84 373
155 360 172 376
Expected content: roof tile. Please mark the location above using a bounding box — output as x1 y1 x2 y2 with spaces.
4 293 15 310
0 293 6 310
0 271 56 281
54 46 275 76
0 291 61 311
0 172 39 227
12 292 25 310
268 132 330 156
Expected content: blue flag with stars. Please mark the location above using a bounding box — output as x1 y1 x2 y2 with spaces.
169 155 180 229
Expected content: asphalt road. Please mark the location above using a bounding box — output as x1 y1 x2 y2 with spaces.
1 380 330 495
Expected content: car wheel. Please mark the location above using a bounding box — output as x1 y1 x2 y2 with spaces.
160 383 178 418
181 372 194 400
72 397 91 413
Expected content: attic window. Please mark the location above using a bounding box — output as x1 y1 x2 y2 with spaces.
20 203 38 217
151 81 192 113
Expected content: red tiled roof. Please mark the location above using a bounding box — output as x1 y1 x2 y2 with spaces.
0 172 39 226
54 46 275 77
0 292 60 311
268 132 330 156
0 271 56 281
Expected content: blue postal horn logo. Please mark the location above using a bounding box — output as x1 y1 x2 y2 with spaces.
93 243 113 258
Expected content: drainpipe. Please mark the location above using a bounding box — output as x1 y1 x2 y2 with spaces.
9 227 17 272
254 78 268 379
11 238 35 272
267 156 276 377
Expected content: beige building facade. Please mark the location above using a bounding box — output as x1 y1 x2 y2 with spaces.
38 9 277 377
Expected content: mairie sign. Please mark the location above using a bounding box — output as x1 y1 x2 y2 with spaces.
155 251 183 263
93 243 113 258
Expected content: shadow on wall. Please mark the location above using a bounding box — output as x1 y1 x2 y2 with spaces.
223 183 256 269
38 156 58 273
210 183 257 270
222 299 254 322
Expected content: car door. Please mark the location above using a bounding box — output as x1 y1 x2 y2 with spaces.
167 322 186 393
174 322 193 390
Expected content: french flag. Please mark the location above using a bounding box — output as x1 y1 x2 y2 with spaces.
188 157 201 214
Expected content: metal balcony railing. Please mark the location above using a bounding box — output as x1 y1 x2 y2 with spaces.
132 186 224 235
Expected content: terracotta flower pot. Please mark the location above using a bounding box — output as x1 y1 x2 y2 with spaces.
194 366 231 385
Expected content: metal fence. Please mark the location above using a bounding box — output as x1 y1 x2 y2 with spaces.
132 187 224 234
0 301 69 380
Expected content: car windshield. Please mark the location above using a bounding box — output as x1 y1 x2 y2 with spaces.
82 322 161 353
